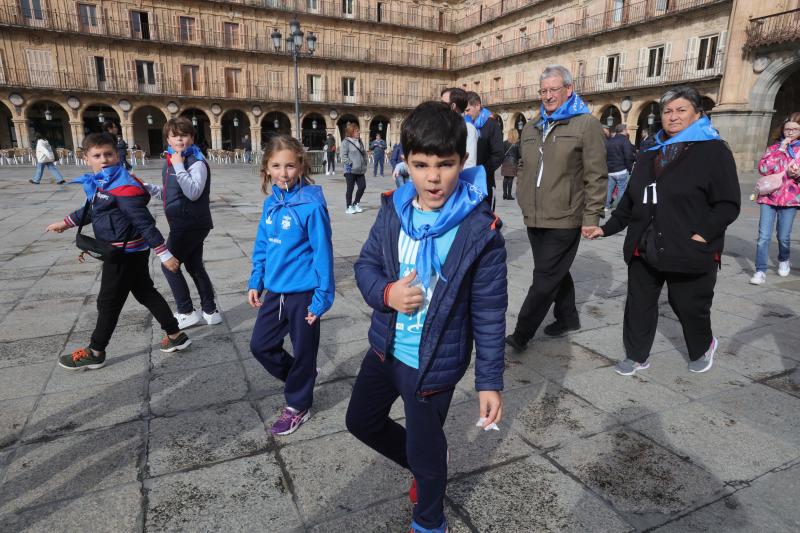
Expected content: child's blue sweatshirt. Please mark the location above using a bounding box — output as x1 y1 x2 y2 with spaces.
248 180 335 316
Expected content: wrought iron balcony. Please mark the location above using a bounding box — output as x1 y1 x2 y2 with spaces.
481 55 725 107
745 8 800 49
452 0 728 70
0 67 432 110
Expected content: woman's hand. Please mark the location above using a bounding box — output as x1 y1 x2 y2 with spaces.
690 233 707 243
248 289 262 308
787 161 800 179
581 226 604 239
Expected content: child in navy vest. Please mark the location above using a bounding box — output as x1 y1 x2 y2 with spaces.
46 133 191 370
144 117 220 330
248 135 335 436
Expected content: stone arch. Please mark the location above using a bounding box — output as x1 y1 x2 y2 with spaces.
26 99 74 149
179 108 212 149
748 54 800 112
511 112 527 133
262 111 292 146
635 101 661 148
368 115 390 142
302 112 326 150
131 105 167 156
81 103 121 135
0 100 15 148
599 105 622 128
220 109 250 150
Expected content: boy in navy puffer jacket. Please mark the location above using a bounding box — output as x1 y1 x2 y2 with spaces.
46 133 191 371
346 102 507 533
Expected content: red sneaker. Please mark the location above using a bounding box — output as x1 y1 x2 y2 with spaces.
408 478 418 505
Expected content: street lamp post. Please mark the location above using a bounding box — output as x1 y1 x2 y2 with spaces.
271 19 317 142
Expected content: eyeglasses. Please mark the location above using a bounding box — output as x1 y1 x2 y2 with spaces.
538 86 565 96
784 127 800 133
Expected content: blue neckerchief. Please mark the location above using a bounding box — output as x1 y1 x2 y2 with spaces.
167 143 205 161
392 171 484 290
537 92 590 130
263 178 319 237
646 115 720 153
784 138 800 160
465 108 493 131
70 163 140 201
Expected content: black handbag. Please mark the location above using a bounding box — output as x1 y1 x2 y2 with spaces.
75 200 130 263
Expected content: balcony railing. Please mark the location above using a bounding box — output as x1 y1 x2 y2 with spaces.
481 55 725 107
452 0 726 70
0 68 433 109
745 8 800 49
0 6 449 71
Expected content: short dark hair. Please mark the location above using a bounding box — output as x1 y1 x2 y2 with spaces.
442 87 468 113
401 101 466 160
82 132 116 153
163 116 196 140
466 91 481 106
614 123 627 134
102 120 117 132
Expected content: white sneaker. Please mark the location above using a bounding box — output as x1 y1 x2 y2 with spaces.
174 310 201 329
345 205 356 215
778 261 791 277
353 203 364 213
749 271 766 285
203 309 223 325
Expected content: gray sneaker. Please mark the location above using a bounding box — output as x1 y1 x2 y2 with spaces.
614 358 650 376
689 336 718 373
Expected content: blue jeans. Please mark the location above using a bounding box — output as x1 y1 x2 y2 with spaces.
373 155 384 176
755 204 797 272
606 169 629 208
394 173 410 189
31 162 65 183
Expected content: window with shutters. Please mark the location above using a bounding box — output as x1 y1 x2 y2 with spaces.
546 19 555 42
179 16 195 42
343 35 356 59
307 0 319 12
409 43 420 62
181 65 199 91
606 54 620 83
647 45 664 77
78 4 98 33
269 71 282 88
130 11 150 40
342 77 356 103
656 0 669 11
26 49 55 87
491 77 501 94
441 47 448 68
0 51 5 84
223 23 240 47
376 2 383 22
342 0 355 17
94 56 106 89
225 68 241 96
612 0 625 23
407 81 419 98
136 60 156 92
697 35 719 71
307 74 322 101
20 0 44 21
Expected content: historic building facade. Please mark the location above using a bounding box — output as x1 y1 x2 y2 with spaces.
0 0 798 169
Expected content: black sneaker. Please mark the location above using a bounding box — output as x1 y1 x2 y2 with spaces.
56 180 66 185
59 347 106 371
29 179 39 185
159 332 191 353
543 319 581 337
505 334 526 352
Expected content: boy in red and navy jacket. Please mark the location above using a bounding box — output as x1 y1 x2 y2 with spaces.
46 133 192 371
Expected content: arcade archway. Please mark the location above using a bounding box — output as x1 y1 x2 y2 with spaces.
132 106 167 156
82 104 120 135
26 100 72 149
0 102 15 148
302 113 326 149
261 111 291 147
221 109 249 150
179 108 211 150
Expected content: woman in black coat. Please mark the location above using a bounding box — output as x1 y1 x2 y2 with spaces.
583 85 740 376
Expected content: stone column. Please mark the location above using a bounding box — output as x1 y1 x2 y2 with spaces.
210 125 222 150
250 124 261 155
120 121 134 147
69 121 85 153
12 119 29 150
712 108 774 172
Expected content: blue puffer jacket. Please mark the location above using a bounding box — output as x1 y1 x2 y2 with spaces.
354 191 507 396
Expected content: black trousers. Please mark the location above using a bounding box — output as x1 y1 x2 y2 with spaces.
161 228 217 315
325 152 335 172
345 173 366 206
91 251 179 351
502 176 515 198
624 258 716 362
512 227 581 343
346 350 454 530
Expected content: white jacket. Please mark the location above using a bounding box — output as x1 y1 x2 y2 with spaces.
35 139 55 164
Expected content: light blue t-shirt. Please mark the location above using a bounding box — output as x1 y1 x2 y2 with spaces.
393 206 459 369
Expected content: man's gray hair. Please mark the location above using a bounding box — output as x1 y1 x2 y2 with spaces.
540 65 574 86
659 85 703 112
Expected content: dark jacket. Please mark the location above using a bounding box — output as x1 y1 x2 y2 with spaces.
389 144 404 168
67 179 167 253
606 134 635 173
354 192 507 396
117 136 131 170
161 154 213 231
601 140 741 273
476 116 504 188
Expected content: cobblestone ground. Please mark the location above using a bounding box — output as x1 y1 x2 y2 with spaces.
0 163 799 533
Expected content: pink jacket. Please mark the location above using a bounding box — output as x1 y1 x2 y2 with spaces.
757 142 800 207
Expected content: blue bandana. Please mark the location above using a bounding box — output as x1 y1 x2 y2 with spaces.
167 144 205 161
70 163 141 201
646 115 720 153
392 170 484 290
784 138 800 160
263 179 324 237
538 93 590 129
465 108 493 132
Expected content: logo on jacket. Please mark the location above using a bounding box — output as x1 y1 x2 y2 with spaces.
281 215 292 230
265 215 272 225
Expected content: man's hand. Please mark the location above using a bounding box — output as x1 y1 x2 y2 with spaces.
46 221 69 233
386 270 424 314
690 233 707 243
581 226 604 239
171 150 183 165
478 391 503 429
305 311 318 325
163 257 180 272
247 289 262 308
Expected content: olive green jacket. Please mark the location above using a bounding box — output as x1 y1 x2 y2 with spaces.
516 113 608 228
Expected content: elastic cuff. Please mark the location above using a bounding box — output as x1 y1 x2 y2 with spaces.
383 282 395 307
157 250 174 262
64 215 76 228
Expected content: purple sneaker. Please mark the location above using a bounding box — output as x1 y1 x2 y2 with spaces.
270 407 310 435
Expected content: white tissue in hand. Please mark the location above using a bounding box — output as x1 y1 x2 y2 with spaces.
475 418 500 431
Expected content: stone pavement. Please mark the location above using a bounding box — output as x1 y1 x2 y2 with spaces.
0 163 799 533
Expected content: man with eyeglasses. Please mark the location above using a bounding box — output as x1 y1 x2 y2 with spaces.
505 65 607 351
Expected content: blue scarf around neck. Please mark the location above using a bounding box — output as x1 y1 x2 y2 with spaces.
538 92 590 130
167 144 205 161
465 108 493 131
263 179 323 237
392 170 484 290
70 163 141 202
646 115 720 153
784 138 800 160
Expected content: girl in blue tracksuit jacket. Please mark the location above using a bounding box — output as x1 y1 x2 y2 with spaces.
247 135 335 436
